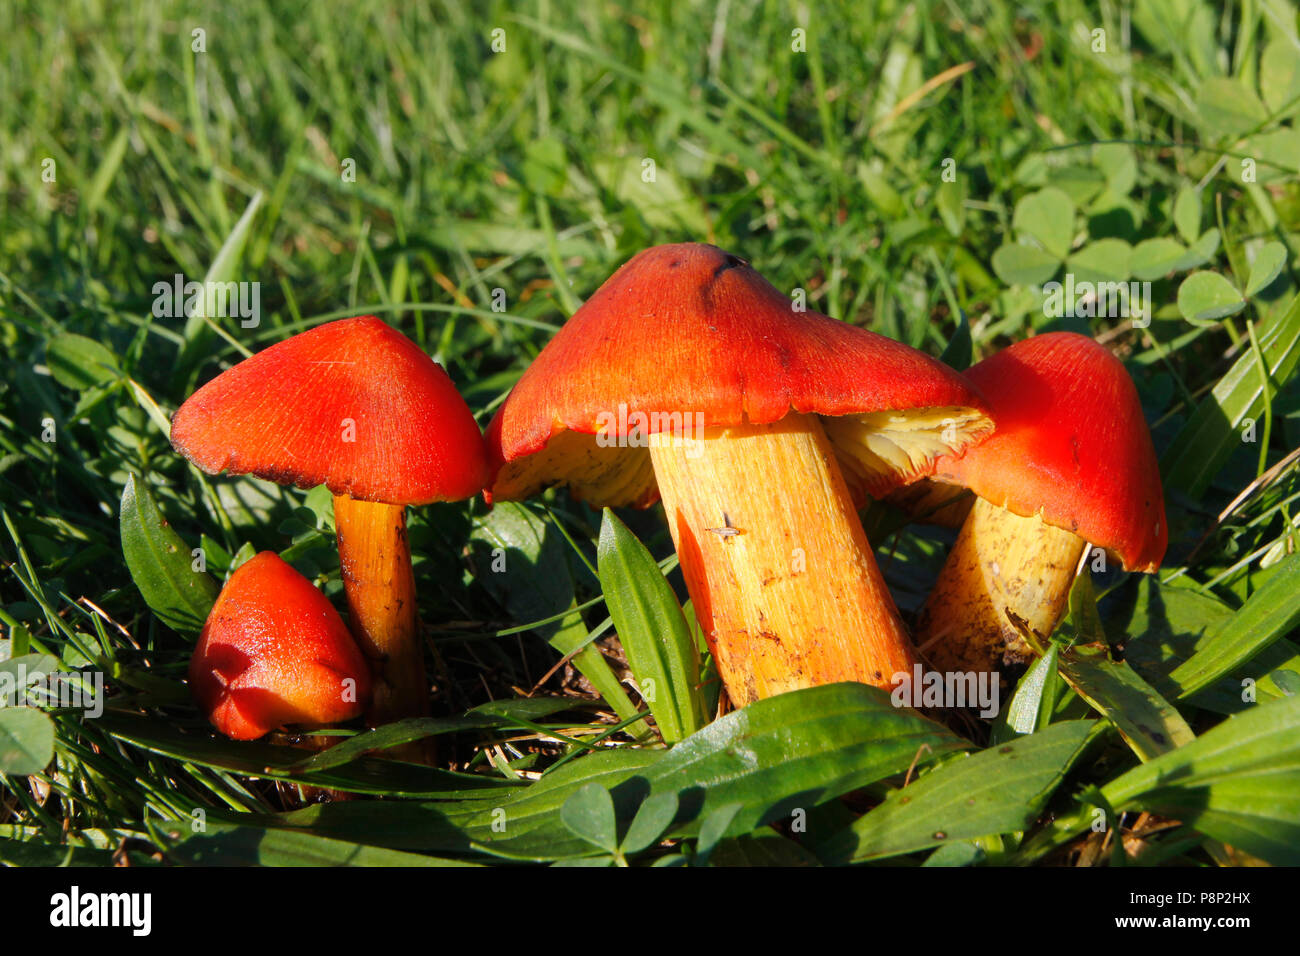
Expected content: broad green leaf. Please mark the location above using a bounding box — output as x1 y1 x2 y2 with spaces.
1057 575 1195 761
0 707 55 775
817 721 1096 863
991 242 1061 286
1162 293 1300 495
119 475 220 636
1177 271 1246 324
621 791 679 854
1059 645 1195 760
165 823 479 866
268 684 964 861
1168 554 1300 697
1103 695 1300 865
1067 238 1132 284
1130 238 1188 281
597 509 704 742
1012 187 1075 259
1195 77 1269 140
1173 186 1201 245
643 683 968 834
45 334 121 391
1245 241 1287 298
1117 577 1300 714
561 782 619 853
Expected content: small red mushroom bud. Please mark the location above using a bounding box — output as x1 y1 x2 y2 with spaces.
190 551 371 741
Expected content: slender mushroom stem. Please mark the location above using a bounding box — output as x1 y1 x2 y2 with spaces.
333 494 431 758
916 497 1087 674
647 413 916 708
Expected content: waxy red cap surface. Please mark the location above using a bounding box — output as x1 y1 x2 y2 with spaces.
932 332 1167 572
172 317 488 505
486 243 991 504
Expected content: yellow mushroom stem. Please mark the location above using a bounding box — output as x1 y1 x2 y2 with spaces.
333 494 431 762
647 413 916 708
915 496 1087 675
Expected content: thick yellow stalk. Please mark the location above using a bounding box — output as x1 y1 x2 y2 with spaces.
647 413 916 708
333 494 431 761
916 496 1086 674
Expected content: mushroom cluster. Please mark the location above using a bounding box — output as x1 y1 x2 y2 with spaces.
173 317 487 760
170 243 1166 759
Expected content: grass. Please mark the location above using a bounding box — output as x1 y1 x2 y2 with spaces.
1 0 1299 866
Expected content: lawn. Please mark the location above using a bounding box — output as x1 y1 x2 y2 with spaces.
1 0 1299 868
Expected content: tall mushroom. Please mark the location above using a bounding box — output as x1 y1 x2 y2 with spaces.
171 317 488 739
485 243 994 707
915 332 1167 674
190 551 371 740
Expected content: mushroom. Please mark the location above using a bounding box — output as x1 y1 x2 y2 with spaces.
485 243 994 707
171 317 488 737
915 332 1167 674
190 551 371 740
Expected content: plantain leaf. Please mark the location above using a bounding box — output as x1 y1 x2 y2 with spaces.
1168 554 1300 698
597 509 704 742
1057 574 1195 761
816 720 1097 863
1102 695 1300 865
119 474 220 636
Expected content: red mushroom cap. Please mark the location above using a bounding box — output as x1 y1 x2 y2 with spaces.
932 332 1167 572
189 551 371 740
171 317 488 505
486 243 992 504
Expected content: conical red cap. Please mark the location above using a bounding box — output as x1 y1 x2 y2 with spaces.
172 317 487 505
189 551 371 740
932 332 1167 572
